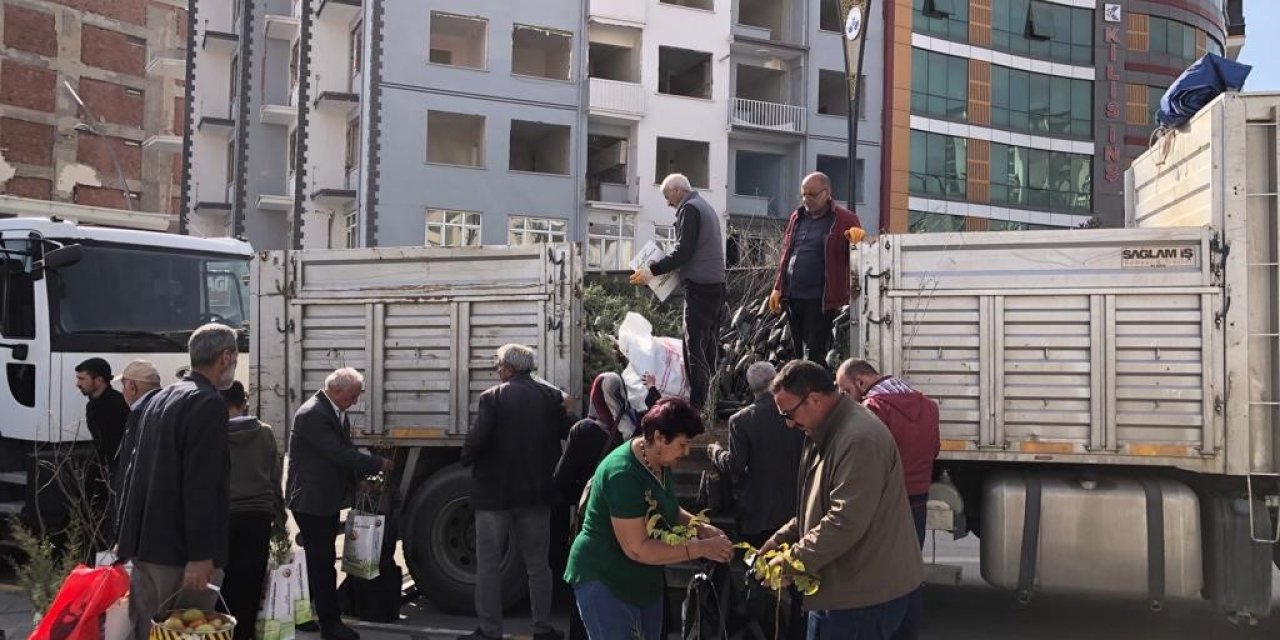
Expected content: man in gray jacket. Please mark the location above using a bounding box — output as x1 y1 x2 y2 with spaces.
286 368 392 640
630 173 726 409
764 360 924 639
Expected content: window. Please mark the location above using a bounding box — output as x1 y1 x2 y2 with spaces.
587 134 632 202
1148 17 1199 62
990 0 1092 66
660 0 712 10
429 12 487 69
425 209 482 247
427 111 485 167
910 48 968 121
909 130 967 199
990 65 1092 137
0 236 36 339
654 137 710 189
344 119 360 174
229 54 240 109
509 121 571 175
820 0 841 32
989 218 1055 231
350 21 363 83
908 210 966 233
816 155 852 203
587 212 635 271
589 40 639 83
512 25 573 81
344 209 358 248
225 140 236 196
990 143 1092 212
508 216 567 245
817 70 849 117
913 0 969 43
286 129 297 175
289 41 300 105
654 225 678 256
1147 85 1165 127
658 47 712 99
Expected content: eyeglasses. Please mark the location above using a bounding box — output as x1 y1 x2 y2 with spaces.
777 392 811 419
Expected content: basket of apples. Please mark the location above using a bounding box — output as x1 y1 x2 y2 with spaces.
150 607 236 640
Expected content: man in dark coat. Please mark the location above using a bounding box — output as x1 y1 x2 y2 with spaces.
458 344 570 640
286 367 391 640
115 324 239 640
707 361 806 639
76 357 129 466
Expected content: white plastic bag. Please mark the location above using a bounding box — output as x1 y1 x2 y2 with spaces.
341 511 385 580
256 561 296 640
102 596 130 640
617 312 688 408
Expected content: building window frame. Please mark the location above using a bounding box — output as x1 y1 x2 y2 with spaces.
586 212 635 271
508 215 568 245
425 209 483 247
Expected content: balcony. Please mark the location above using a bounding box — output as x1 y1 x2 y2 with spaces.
202 30 238 55
589 78 645 119
730 98 805 134
732 0 804 46
257 194 293 211
312 188 357 206
264 14 300 41
197 115 235 138
142 133 182 154
314 91 359 115
194 200 232 217
146 47 185 79
317 0 361 24
729 193 771 216
590 0 646 25
260 104 297 126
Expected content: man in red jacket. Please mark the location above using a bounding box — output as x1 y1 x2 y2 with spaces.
769 172 866 367
836 359 940 547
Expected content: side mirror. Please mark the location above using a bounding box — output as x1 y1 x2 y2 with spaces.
0 343 29 361
42 244 82 270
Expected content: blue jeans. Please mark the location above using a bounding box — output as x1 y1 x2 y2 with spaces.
807 588 922 640
573 580 664 640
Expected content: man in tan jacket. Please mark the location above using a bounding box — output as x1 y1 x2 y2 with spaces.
762 360 924 639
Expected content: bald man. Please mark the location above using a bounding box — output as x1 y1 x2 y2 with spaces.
769 172 864 366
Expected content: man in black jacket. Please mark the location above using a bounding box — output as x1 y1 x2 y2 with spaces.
707 361 806 639
76 357 129 467
286 367 391 640
629 173 726 409
458 344 570 640
115 324 239 640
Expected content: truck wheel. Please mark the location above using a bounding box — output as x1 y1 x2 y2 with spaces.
401 464 525 615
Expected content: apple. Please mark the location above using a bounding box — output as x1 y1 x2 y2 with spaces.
181 609 206 624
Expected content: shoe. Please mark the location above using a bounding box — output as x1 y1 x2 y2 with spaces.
296 621 320 633
533 630 564 640
455 629 500 640
320 622 359 640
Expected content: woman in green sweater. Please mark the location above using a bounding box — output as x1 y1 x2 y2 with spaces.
564 397 733 639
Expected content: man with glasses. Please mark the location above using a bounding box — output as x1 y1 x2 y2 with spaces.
768 172 865 367
761 360 923 639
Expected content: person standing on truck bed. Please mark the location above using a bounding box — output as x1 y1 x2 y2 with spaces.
763 360 923 640
629 172 726 409
114 323 239 640
706 361 806 640
459 344 571 640
768 172 865 367
836 359 940 547
286 367 393 640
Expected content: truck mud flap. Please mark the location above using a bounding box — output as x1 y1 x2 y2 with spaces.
1202 491 1273 620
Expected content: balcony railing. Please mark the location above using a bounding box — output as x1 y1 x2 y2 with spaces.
589 78 645 118
730 98 805 134
729 193 772 217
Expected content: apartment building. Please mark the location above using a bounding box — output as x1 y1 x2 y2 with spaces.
585 0 883 269
183 0 588 250
883 0 1241 233
0 0 187 227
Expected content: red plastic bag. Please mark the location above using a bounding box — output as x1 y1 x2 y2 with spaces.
30 564 130 640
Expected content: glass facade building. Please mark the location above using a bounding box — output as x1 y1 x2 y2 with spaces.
887 0 1235 232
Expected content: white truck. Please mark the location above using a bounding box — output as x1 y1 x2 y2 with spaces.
855 91 1280 620
249 244 581 613
0 217 252 526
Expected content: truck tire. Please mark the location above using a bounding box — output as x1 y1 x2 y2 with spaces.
401 464 525 615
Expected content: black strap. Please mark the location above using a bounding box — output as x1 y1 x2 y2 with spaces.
1141 479 1166 611
1017 474 1042 604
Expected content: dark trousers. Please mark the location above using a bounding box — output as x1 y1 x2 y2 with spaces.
683 281 725 409
785 298 837 365
293 511 343 628
806 587 922 640
222 511 273 640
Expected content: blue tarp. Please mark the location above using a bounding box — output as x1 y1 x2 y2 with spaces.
1157 54 1253 129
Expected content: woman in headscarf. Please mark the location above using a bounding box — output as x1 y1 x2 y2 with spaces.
553 372 659 640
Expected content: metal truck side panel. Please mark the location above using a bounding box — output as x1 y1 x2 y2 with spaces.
251 245 580 445
979 473 1203 600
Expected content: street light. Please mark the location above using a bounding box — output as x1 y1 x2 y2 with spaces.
63 80 136 212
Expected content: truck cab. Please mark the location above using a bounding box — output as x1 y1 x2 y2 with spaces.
0 217 252 520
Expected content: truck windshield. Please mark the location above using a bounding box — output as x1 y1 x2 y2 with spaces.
48 243 250 352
